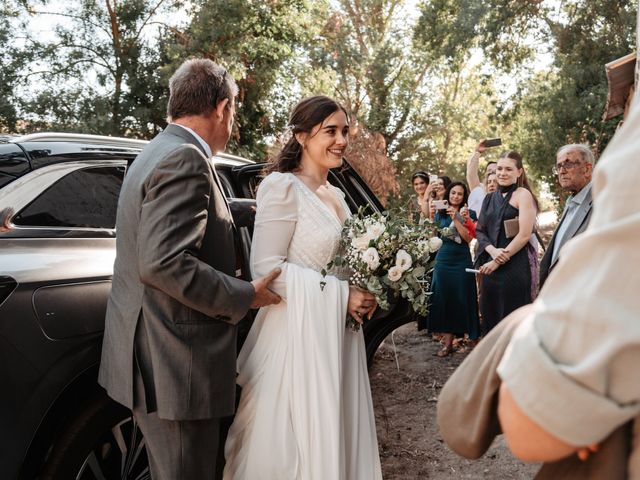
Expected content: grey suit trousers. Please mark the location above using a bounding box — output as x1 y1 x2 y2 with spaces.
132 319 220 480
133 362 220 480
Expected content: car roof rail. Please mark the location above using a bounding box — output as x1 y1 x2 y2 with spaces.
10 132 255 164
11 132 148 149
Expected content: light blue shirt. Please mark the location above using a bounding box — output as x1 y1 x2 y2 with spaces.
551 183 591 262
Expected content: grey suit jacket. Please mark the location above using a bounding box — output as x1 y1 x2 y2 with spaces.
98 124 254 420
539 183 593 288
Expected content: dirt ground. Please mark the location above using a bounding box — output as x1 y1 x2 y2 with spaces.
370 324 540 479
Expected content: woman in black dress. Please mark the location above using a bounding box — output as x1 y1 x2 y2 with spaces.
476 151 538 334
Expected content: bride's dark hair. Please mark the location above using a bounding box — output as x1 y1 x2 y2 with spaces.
266 96 348 173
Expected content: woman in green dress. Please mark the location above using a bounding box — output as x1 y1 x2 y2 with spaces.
425 181 480 357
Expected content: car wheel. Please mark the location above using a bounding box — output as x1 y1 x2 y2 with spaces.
40 391 149 480
364 313 416 368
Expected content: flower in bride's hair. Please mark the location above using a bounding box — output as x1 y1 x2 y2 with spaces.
387 266 403 282
362 247 380 271
395 249 412 272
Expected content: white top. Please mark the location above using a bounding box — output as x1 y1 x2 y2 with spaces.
249 172 348 299
497 92 640 446
467 185 486 214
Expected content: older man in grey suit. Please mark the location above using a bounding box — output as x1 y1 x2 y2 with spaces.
98 59 281 479
539 144 594 288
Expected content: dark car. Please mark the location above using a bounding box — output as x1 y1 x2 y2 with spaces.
0 133 415 479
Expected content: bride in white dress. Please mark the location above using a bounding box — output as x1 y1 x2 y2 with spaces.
223 96 383 479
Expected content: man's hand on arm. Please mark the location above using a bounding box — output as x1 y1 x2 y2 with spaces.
250 268 282 308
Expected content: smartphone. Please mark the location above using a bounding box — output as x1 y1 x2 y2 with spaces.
429 174 438 183
433 199 448 210
483 138 502 148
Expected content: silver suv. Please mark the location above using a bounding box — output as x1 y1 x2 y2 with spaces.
0 133 413 479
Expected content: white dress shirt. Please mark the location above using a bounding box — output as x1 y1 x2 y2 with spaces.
174 124 212 158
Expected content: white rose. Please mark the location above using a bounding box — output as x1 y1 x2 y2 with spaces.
362 247 380 270
388 266 403 282
366 222 385 240
352 234 372 251
395 249 412 272
428 237 443 252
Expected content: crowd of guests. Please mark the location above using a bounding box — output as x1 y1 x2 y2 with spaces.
410 140 595 356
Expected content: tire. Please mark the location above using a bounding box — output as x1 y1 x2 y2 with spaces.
40 391 150 480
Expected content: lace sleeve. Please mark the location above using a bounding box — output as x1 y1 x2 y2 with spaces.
250 172 298 299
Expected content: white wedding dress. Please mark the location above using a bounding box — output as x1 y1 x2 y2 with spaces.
223 172 383 480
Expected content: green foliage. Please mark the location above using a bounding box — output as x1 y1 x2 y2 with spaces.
0 2 27 132
158 0 324 159
2 0 637 208
10 0 178 137
506 0 637 200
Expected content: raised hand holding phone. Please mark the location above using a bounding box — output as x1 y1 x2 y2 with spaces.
482 138 502 148
433 199 448 210
460 203 470 220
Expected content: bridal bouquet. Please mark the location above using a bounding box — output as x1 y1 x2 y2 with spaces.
322 207 442 330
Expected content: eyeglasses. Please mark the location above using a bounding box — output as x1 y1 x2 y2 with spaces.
553 160 583 175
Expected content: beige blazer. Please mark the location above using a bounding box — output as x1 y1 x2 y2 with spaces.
437 305 634 479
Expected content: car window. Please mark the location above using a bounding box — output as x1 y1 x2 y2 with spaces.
13 166 125 229
0 144 30 187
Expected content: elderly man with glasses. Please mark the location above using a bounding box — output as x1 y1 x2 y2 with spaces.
539 144 594 288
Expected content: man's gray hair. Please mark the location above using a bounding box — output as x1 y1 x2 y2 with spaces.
556 143 595 165
167 59 238 121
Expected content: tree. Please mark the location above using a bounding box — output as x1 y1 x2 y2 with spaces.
14 0 179 137
310 1 509 203
506 0 637 199
0 2 27 132
311 1 431 153
158 0 325 159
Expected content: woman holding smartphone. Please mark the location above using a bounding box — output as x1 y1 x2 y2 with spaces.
475 151 538 334
422 175 451 220
423 181 480 356
407 171 432 223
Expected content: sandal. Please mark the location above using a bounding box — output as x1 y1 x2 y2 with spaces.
434 345 453 357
